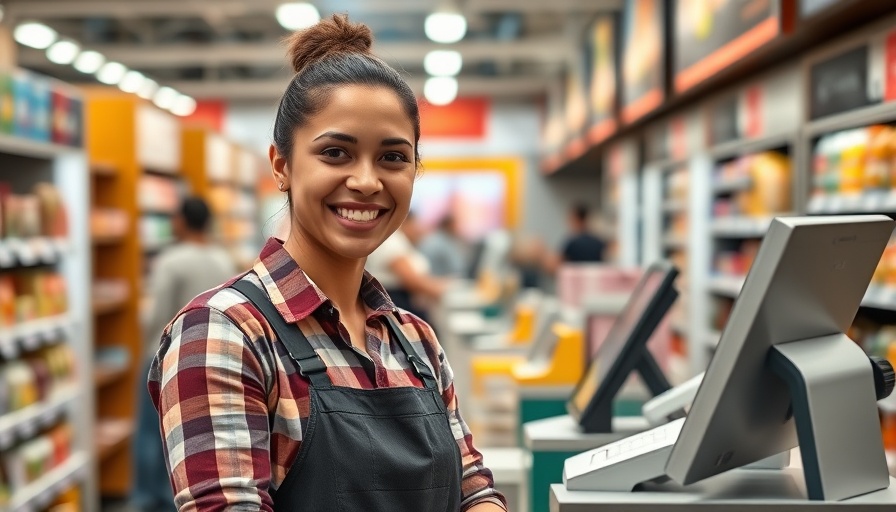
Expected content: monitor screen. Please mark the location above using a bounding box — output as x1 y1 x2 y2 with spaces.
665 215 894 486
568 261 678 426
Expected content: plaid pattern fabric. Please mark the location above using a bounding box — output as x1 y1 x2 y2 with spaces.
148 238 506 512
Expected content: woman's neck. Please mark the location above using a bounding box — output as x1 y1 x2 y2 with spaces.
282 230 366 315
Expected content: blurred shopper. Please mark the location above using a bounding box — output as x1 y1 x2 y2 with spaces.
366 211 449 321
544 203 606 273
131 197 236 512
148 14 505 512
420 214 469 277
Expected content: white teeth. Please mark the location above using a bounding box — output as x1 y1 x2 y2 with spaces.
336 208 380 222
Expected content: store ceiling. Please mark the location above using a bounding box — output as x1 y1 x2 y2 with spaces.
8 0 622 102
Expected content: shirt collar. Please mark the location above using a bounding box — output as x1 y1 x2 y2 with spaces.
252 238 395 324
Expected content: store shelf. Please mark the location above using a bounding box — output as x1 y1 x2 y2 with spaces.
91 232 127 246
807 191 896 215
96 418 135 461
0 387 80 450
708 133 795 161
0 133 81 160
143 166 181 178
8 451 90 512
92 296 128 316
90 162 119 177
806 101 896 138
662 235 688 250
94 363 129 388
710 216 780 238
707 274 745 298
860 285 896 312
712 176 753 195
0 314 70 358
662 200 687 213
0 237 70 268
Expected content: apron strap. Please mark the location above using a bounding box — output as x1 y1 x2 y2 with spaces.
232 279 439 392
383 312 439 391
231 280 332 388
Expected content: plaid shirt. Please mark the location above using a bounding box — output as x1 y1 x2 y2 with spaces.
148 238 507 512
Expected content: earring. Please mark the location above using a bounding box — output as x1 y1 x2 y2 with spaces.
278 182 284 191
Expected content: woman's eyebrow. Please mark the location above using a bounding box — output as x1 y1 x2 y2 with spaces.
314 131 357 144
382 137 413 148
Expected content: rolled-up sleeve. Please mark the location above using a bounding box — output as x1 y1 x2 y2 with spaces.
148 306 274 512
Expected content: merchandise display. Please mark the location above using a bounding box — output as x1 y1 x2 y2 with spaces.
810 125 896 213
0 69 82 147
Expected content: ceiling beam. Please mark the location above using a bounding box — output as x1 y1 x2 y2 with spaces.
18 36 577 68
165 75 552 101
6 0 622 20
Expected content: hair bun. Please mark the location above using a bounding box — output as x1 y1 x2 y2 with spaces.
286 13 374 74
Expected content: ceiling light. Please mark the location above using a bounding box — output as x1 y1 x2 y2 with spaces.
73 51 105 74
96 61 127 85
424 76 458 106
119 71 146 93
138 79 159 100
424 50 463 77
14 22 58 50
153 87 179 110
424 12 467 44
46 40 80 65
276 3 321 30
171 94 197 117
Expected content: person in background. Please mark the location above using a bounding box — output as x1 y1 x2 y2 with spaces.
131 197 236 512
149 14 505 512
543 203 606 274
420 214 469 277
365 211 448 321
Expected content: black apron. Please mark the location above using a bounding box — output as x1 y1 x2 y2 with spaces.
231 281 463 512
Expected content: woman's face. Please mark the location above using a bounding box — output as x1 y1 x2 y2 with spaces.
272 84 417 261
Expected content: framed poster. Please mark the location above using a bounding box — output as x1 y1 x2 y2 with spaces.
621 0 666 124
586 14 619 143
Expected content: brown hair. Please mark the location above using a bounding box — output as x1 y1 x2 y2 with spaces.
273 14 420 164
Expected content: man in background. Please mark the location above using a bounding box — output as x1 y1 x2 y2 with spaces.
131 197 236 512
420 214 469 278
543 203 606 274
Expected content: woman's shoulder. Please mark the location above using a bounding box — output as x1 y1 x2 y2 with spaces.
165 272 270 341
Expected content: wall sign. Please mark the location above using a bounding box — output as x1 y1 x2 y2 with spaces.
587 14 619 144
621 0 665 124
809 45 874 120
674 0 783 93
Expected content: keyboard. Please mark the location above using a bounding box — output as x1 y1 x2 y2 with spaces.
563 418 685 492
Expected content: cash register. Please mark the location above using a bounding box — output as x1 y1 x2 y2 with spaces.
562 215 896 504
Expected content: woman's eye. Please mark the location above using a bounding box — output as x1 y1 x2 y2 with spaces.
321 148 347 158
382 152 410 163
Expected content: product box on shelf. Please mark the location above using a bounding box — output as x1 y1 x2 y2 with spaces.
12 71 31 140
29 75 51 143
51 90 82 148
0 72 13 135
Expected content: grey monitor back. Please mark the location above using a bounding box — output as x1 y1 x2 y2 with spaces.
665 215 895 486
525 297 564 365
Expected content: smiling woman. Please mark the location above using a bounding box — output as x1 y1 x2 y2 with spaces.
147 12 507 512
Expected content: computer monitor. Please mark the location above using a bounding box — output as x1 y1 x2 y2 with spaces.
666 215 894 497
567 261 678 433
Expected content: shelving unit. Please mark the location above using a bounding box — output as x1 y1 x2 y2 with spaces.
0 76 94 509
84 87 180 498
641 112 705 377
602 139 639 265
182 127 262 269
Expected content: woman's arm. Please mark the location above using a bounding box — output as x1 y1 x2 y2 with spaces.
404 318 508 512
149 306 275 512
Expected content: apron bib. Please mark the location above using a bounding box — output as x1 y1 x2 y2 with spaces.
232 281 463 512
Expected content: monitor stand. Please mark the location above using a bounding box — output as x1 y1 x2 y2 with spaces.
768 332 891 501
580 349 671 433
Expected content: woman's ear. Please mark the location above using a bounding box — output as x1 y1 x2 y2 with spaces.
270 144 290 191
